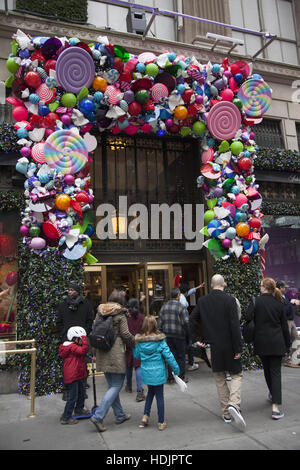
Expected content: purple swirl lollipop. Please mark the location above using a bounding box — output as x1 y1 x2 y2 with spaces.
56 46 95 94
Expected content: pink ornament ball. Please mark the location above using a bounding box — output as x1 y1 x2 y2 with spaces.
12 106 29 121
29 237 46 250
64 175 75 186
222 238 232 249
195 95 203 104
20 146 32 158
220 89 234 101
61 114 72 125
20 225 30 236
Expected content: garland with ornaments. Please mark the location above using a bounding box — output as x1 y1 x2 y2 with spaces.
5 29 272 266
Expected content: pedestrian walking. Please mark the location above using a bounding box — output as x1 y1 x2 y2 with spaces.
157 288 189 383
276 281 300 368
179 282 205 372
125 298 146 402
59 326 90 425
133 316 180 431
245 278 291 420
56 283 94 400
189 274 246 430
90 291 135 432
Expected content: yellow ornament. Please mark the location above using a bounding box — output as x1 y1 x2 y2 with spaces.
55 194 71 211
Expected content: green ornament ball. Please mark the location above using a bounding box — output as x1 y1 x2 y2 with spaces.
145 63 159 77
180 126 191 137
29 225 41 237
204 209 215 225
61 93 77 108
230 141 244 155
135 89 149 104
233 98 243 110
6 57 19 74
192 121 206 135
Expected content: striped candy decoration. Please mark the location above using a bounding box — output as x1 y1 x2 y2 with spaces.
44 130 88 175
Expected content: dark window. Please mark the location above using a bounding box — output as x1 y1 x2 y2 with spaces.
254 119 284 149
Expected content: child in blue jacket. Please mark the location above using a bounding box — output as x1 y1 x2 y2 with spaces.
133 316 180 430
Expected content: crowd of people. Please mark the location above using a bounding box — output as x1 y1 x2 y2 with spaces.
55 274 299 432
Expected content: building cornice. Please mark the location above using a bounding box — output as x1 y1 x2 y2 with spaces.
1 10 300 85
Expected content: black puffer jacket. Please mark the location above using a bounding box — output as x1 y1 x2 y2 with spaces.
56 297 94 342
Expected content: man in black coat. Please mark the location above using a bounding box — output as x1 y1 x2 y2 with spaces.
189 274 246 430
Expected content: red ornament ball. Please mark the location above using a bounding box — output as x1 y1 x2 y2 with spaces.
241 253 250 263
6 272 18 286
24 71 41 89
238 157 252 171
249 217 261 230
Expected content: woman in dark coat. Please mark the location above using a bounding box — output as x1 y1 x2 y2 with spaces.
125 298 145 402
245 277 291 420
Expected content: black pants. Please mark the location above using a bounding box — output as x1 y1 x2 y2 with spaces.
259 355 283 405
166 337 186 380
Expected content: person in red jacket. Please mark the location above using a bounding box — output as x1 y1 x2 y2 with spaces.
59 326 90 424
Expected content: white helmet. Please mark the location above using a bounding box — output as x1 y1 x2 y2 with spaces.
67 326 86 341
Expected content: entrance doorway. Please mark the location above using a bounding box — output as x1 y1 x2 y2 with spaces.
84 261 207 316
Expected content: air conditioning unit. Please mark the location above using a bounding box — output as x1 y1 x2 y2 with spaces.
126 7 147 35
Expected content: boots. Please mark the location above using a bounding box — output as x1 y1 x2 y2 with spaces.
136 391 146 402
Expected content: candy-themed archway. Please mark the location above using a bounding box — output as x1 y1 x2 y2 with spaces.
5 30 271 394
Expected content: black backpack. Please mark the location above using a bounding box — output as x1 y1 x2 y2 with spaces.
89 315 115 351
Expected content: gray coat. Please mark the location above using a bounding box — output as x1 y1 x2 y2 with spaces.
94 302 135 374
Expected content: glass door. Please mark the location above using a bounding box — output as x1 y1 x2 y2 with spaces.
147 264 172 317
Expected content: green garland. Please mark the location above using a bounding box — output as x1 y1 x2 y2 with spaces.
255 147 300 173
213 255 262 370
16 245 84 395
15 0 88 23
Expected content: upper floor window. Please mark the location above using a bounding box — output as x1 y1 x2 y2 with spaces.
229 0 299 65
254 119 284 148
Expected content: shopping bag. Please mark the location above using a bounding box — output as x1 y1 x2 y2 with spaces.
172 372 188 393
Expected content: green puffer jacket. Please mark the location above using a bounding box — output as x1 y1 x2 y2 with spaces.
94 302 135 374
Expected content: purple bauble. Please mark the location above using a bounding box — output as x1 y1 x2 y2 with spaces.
61 114 72 125
20 146 31 158
123 90 134 104
195 95 203 104
165 118 173 128
20 225 30 236
222 238 231 249
64 174 75 186
213 187 223 198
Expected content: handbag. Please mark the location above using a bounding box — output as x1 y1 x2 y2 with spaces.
172 372 188 393
242 296 256 344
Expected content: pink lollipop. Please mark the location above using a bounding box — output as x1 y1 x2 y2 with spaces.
150 83 169 101
31 142 46 164
201 163 221 179
56 46 95 94
36 83 55 104
207 101 241 141
105 85 123 105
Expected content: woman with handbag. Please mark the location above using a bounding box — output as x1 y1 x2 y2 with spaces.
245 278 291 420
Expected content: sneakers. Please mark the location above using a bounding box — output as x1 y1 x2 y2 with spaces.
116 413 131 424
136 391 146 402
90 418 107 432
158 422 167 431
60 417 78 425
188 363 199 371
139 415 149 428
272 410 284 420
228 405 246 431
222 415 232 423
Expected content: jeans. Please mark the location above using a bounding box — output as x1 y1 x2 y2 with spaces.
166 337 186 379
259 355 282 404
126 364 143 392
62 379 85 419
92 373 127 423
144 384 164 423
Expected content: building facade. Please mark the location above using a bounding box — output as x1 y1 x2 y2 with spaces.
0 0 300 336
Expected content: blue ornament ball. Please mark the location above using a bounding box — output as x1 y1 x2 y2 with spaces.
136 62 146 73
17 128 28 138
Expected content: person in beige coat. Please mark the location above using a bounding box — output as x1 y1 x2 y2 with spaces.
91 291 136 432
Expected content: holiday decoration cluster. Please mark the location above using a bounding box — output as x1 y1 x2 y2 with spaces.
6 30 272 263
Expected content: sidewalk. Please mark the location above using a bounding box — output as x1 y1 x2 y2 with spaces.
0 361 299 450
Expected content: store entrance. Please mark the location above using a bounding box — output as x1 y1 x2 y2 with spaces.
84 262 207 316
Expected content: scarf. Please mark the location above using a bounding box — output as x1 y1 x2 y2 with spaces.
67 295 83 311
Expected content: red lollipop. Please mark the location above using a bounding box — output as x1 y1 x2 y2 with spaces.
24 71 41 89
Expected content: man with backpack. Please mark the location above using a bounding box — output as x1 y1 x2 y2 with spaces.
90 290 136 432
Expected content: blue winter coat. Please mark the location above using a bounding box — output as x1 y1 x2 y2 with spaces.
133 333 180 386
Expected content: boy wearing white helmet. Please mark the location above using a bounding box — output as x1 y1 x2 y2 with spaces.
59 326 90 424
